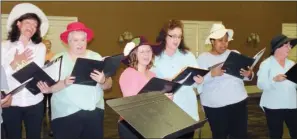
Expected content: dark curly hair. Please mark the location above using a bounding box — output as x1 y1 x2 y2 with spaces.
7 13 42 44
155 19 189 56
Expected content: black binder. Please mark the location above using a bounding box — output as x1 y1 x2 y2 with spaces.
138 78 182 94
12 56 63 95
222 51 255 79
71 54 124 86
1 78 33 99
285 63 297 84
172 67 209 86
107 92 208 139
221 48 266 79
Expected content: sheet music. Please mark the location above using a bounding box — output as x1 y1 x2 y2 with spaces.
42 56 62 82
251 47 266 68
176 72 191 84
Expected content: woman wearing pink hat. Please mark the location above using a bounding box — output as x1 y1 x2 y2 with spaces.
196 23 253 139
37 22 112 139
1 3 49 139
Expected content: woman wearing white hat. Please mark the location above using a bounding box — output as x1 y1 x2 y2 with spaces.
257 34 297 139
1 3 49 139
196 23 253 139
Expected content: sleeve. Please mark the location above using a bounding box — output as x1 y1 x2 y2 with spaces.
186 52 205 93
1 42 15 76
1 66 9 91
119 69 138 97
34 44 46 68
196 54 215 84
257 59 276 91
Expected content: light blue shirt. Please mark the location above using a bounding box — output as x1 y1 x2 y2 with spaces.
51 50 105 120
257 56 297 109
197 50 249 108
151 50 200 121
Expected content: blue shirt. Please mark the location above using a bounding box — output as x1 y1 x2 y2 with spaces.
51 50 105 120
257 56 297 109
197 50 249 108
151 50 200 121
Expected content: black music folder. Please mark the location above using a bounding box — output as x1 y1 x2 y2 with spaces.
222 51 255 79
12 56 63 95
285 63 297 84
172 67 209 86
1 78 33 99
138 78 182 94
71 54 124 86
106 92 208 139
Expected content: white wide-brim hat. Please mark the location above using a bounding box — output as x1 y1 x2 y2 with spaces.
205 23 234 44
6 3 49 37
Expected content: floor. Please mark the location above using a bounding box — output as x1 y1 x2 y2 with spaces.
16 95 291 139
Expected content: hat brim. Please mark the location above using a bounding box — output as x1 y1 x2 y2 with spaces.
271 38 297 54
205 29 234 44
60 28 94 44
121 43 160 66
6 3 49 37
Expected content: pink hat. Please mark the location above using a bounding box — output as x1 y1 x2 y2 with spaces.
60 22 94 44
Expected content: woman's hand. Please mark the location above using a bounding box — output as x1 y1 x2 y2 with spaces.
193 75 204 84
90 70 106 84
1 94 12 108
164 93 174 100
37 81 51 94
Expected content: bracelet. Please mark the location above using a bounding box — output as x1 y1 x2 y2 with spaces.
100 77 107 84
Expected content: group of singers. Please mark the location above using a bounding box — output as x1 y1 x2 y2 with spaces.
1 2 296 139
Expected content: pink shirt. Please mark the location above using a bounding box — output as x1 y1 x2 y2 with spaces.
119 67 156 97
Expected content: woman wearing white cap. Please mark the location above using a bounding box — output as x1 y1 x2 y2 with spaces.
1 3 49 139
196 23 253 139
257 34 297 139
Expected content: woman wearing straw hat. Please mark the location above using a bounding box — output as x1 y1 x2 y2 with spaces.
118 36 173 138
152 19 204 139
257 34 297 139
196 23 253 139
37 21 112 139
1 3 49 139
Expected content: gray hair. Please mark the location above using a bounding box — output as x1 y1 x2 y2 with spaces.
67 31 87 43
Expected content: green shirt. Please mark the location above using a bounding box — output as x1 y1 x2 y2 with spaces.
51 50 105 120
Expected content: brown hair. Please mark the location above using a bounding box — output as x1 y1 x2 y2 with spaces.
128 47 155 70
155 19 189 56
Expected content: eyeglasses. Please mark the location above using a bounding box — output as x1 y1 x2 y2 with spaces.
167 34 183 40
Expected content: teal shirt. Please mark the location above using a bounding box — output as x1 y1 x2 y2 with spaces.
51 50 105 120
151 50 200 121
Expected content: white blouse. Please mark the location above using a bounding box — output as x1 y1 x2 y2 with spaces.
1 40 46 107
257 56 297 109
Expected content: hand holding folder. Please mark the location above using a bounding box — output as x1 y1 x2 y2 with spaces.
139 78 182 94
172 67 209 85
1 78 33 99
71 54 124 86
219 48 266 79
285 63 297 84
12 56 63 95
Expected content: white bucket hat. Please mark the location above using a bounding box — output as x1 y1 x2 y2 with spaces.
205 23 234 44
6 3 49 37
